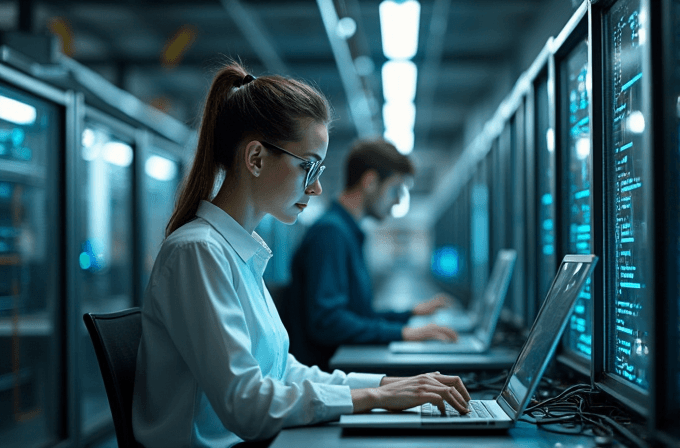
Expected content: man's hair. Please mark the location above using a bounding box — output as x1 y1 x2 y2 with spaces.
344 138 415 189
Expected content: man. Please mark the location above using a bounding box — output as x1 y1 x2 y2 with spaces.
286 138 458 371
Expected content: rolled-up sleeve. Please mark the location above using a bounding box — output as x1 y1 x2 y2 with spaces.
153 241 360 440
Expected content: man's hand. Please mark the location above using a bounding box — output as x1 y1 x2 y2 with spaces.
402 323 458 342
412 293 454 316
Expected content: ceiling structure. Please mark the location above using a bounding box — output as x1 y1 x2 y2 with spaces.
1 0 555 215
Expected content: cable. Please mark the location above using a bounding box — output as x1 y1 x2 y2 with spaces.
520 383 651 448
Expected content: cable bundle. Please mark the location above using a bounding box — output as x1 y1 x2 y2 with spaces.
521 383 650 448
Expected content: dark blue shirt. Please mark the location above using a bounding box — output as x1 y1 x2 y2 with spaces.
286 201 411 370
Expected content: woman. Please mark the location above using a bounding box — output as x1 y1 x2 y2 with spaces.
132 62 470 448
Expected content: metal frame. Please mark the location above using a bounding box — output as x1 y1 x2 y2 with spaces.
511 101 527 327
527 56 555 324
521 38 553 326
651 0 680 443
551 1 594 378
593 0 653 418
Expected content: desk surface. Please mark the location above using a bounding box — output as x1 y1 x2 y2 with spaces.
269 420 614 447
329 345 519 376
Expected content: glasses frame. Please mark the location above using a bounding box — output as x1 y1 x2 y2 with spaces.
259 140 325 189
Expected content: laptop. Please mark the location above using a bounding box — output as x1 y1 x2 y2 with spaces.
340 254 597 430
388 249 517 354
408 249 517 334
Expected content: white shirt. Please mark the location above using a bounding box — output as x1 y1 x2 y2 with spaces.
132 201 384 447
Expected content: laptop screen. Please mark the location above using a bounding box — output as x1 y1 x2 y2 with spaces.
474 249 516 344
499 255 597 417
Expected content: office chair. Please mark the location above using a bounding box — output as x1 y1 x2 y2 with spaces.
83 307 276 447
83 307 143 448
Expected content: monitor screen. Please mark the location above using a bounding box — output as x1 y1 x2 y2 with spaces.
534 73 556 308
604 0 650 390
561 37 594 361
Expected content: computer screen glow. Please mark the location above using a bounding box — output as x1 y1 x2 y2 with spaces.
605 0 650 390
563 39 594 360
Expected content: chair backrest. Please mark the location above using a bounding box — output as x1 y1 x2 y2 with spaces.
83 307 142 448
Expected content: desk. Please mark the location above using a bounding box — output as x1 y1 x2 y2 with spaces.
329 345 518 376
269 420 614 447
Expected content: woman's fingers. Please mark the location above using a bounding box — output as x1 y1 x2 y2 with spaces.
446 387 470 413
423 392 447 416
449 376 471 402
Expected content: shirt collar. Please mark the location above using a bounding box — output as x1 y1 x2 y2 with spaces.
196 200 272 263
330 200 365 244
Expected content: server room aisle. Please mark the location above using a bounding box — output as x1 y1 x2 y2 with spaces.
372 264 448 314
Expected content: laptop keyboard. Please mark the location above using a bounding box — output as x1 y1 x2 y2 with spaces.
421 400 491 418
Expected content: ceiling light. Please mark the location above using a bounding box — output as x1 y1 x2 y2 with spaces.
102 141 134 167
379 0 421 60
383 101 416 130
382 60 417 103
384 128 414 154
336 17 357 39
145 155 178 181
354 55 375 76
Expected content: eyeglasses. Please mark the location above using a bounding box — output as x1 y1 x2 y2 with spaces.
259 140 326 189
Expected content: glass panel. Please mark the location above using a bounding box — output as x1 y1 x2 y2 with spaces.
604 0 651 390
535 75 556 306
78 124 134 433
0 83 62 447
142 149 180 292
562 38 594 360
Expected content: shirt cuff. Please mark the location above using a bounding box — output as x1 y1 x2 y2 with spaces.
380 320 405 342
311 383 354 420
346 372 385 390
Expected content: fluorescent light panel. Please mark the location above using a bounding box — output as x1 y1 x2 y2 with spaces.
382 60 417 103
384 127 414 154
383 101 416 130
379 0 421 60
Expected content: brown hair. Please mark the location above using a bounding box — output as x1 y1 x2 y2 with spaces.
166 62 332 237
344 138 415 189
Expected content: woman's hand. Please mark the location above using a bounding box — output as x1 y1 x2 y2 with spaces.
352 372 470 415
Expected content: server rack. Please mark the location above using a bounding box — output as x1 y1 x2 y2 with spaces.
0 62 70 448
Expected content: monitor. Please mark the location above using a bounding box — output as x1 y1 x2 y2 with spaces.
561 37 594 364
432 183 470 297
601 0 651 407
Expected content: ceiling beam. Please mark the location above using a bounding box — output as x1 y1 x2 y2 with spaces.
316 0 379 138
218 0 288 74
417 0 451 150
